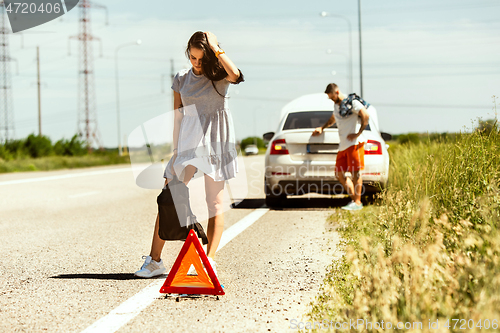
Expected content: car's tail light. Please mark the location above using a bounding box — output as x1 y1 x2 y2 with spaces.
270 139 289 155
365 140 382 155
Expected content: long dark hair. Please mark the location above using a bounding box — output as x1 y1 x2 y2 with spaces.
185 31 227 97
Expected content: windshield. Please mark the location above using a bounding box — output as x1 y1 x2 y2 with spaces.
282 111 371 131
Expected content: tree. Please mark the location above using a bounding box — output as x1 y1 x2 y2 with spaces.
54 135 87 156
476 118 498 136
24 134 53 158
397 133 420 145
240 137 265 151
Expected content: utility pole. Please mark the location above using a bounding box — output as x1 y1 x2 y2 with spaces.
320 12 353 94
358 0 364 97
170 58 174 109
37 46 41 136
161 60 174 108
69 0 107 152
0 1 15 142
115 40 141 156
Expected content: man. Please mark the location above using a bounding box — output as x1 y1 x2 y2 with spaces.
312 83 370 210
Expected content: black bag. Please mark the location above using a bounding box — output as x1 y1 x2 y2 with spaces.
157 176 208 244
338 93 371 118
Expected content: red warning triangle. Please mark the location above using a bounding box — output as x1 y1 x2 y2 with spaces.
160 229 225 295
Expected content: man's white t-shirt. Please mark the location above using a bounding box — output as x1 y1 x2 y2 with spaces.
333 99 367 152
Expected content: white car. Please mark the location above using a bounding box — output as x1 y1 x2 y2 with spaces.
244 144 259 156
263 93 391 207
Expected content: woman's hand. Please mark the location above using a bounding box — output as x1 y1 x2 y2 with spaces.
204 31 219 52
204 31 241 82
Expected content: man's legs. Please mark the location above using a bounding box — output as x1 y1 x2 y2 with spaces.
351 142 365 205
336 171 353 200
337 171 363 206
351 171 363 205
336 144 364 208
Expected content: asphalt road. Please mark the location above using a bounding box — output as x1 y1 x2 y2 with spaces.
0 155 343 332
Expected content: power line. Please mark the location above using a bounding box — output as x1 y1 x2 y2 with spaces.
231 95 494 110
374 103 493 110
15 92 167 128
362 1 500 15
235 70 500 81
12 65 500 84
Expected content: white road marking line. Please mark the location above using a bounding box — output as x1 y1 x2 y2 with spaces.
217 208 269 251
68 191 100 199
81 207 270 333
0 168 132 186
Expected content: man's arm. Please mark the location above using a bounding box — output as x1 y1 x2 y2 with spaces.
312 113 336 136
346 108 369 141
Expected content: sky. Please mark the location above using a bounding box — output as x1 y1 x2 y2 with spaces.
2 0 500 147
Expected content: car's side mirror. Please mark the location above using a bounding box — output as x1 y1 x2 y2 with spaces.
263 132 275 141
381 132 392 141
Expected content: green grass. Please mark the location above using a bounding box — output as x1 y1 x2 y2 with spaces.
0 154 130 173
306 128 500 332
0 134 131 173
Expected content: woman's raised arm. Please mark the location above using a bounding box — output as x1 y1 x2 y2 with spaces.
205 31 240 83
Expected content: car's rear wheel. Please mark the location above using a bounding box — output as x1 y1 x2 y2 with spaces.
266 193 286 208
362 193 377 205
265 178 286 208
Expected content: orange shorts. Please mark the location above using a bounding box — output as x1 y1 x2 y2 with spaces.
335 142 365 174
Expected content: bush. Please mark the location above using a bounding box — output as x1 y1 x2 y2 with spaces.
428 132 454 143
0 133 132 173
391 132 457 145
0 134 88 159
24 134 53 158
0 154 130 173
2 139 27 159
396 132 420 145
0 144 12 160
476 118 498 136
54 135 87 156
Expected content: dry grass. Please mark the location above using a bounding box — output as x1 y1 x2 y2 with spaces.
307 128 500 332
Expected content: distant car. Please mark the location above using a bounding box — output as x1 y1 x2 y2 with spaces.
244 144 259 156
263 93 391 207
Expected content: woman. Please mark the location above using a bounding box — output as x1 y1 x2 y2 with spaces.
134 31 243 278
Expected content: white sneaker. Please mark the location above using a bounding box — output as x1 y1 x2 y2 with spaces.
341 201 363 211
134 255 166 278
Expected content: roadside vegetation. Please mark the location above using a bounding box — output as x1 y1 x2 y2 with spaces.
0 134 129 173
307 118 500 332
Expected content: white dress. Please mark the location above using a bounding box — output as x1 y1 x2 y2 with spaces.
163 68 240 182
